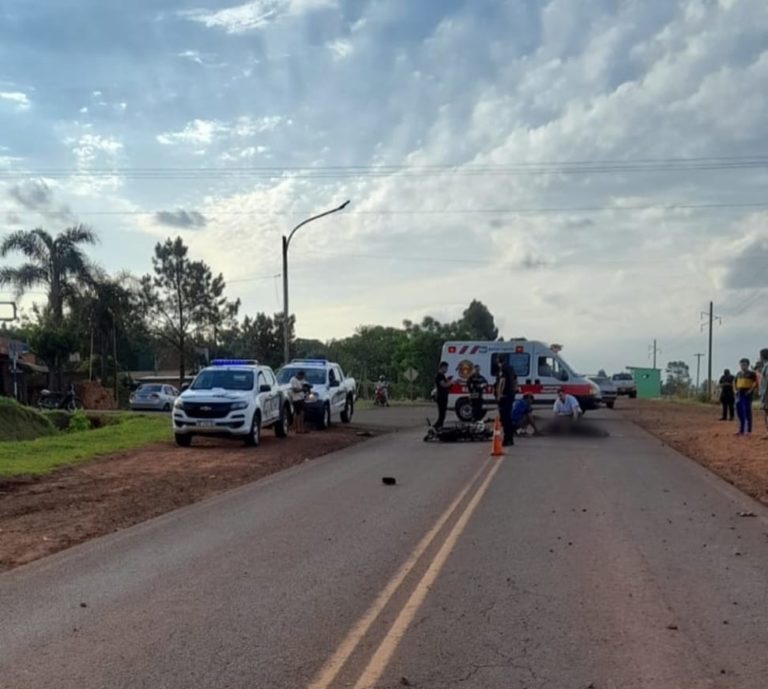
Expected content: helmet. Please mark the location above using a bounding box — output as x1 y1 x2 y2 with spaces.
378 375 385 381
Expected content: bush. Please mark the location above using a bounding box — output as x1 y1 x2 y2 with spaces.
67 409 92 433
0 397 57 441
42 410 71 431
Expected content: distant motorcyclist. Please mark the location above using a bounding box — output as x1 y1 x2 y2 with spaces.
374 375 390 406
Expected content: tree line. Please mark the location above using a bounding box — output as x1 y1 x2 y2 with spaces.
0 225 500 399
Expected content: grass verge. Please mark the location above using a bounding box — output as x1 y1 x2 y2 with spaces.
0 398 56 442
0 415 170 478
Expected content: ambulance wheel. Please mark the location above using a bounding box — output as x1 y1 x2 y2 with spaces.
455 398 474 422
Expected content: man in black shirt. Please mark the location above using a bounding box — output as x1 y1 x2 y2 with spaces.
718 368 734 421
467 364 488 421
434 361 452 428
495 359 518 446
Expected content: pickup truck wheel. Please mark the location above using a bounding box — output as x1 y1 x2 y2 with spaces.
340 397 353 423
629 392 637 399
175 434 192 447
455 397 474 422
318 403 331 430
606 401 615 409
245 413 261 447
274 405 290 438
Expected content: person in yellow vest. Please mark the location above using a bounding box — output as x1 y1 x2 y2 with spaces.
734 358 758 436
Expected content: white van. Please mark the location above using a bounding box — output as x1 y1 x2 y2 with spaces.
440 340 600 421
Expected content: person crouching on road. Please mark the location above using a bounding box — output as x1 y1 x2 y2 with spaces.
289 370 307 434
511 393 539 436
495 359 518 446
734 357 758 436
467 364 488 422
552 388 581 431
434 361 452 428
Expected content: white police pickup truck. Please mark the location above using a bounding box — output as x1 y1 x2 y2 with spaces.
276 359 356 429
172 360 292 447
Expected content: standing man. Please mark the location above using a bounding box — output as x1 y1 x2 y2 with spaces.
495 358 518 446
718 368 735 421
289 370 307 434
734 358 758 436
434 361 452 428
467 364 488 422
757 348 768 439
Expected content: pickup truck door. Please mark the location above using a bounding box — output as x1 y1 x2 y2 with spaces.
329 366 346 412
257 370 280 423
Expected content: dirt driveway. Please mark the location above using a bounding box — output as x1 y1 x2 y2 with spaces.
0 425 374 572
621 398 768 506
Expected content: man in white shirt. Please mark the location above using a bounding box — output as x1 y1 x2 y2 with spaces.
289 370 307 434
553 388 582 420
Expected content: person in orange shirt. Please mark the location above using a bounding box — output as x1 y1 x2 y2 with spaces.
734 358 758 436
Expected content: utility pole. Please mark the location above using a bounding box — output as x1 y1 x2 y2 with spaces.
694 352 704 394
700 302 722 399
648 340 661 370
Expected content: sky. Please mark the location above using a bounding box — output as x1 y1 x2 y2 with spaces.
1 0 767 378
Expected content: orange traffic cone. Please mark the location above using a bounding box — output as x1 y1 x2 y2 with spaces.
490 414 504 457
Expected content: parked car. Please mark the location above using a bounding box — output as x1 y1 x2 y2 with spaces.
130 384 178 412
587 375 618 409
611 372 637 398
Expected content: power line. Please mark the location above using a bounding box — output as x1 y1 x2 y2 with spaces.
4 201 768 217
3 156 768 180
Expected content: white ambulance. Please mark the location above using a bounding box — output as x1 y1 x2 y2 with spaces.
440 340 600 422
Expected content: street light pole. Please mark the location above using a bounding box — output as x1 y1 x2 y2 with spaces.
282 200 350 365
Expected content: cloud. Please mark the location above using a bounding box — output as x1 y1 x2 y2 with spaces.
69 133 124 166
725 233 768 290
0 91 31 110
7 178 75 221
157 116 284 147
154 209 208 228
181 0 338 33
327 39 353 61
9 179 54 210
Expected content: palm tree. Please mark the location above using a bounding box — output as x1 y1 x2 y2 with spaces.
0 225 97 326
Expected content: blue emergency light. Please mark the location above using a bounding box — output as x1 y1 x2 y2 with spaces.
211 359 258 366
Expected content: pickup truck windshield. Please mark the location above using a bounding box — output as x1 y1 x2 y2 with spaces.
277 368 326 385
191 370 254 391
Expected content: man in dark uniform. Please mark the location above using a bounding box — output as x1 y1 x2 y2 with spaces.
434 361 452 428
467 364 488 421
495 358 518 446
718 368 735 421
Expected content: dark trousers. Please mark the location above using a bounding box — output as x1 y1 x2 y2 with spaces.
436 398 448 428
498 397 514 444
736 393 752 434
720 394 734 420
471 396 484 421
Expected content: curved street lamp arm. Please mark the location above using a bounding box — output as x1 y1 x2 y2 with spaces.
285 200 350 249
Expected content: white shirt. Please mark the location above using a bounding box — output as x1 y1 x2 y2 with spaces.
289 376 305 402
553 394 581 417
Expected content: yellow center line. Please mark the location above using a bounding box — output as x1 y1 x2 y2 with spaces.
307 458 494 689
352 456 505 689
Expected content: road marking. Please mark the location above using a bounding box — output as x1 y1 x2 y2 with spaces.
307 459 493 689
351 457 504 689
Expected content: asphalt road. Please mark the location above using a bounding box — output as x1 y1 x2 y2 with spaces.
1 408 767 689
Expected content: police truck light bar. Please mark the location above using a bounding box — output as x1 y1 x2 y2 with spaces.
211 359 258 366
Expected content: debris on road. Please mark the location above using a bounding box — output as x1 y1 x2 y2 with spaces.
382 477 397 486
737 511 757 517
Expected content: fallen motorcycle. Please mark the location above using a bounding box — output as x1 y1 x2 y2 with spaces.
423 419 492 443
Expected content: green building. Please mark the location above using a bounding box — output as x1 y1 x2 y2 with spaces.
627 367 662 399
